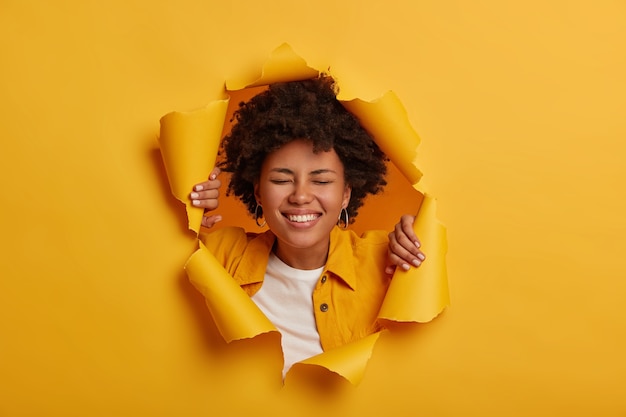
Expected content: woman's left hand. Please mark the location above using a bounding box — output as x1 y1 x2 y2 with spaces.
386 215 425 274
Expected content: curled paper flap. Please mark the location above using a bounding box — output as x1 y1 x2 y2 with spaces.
226 43 320 91
159 100 229 233
341 92 423 186
292 331 382 385
378 195 449 323
185 242 278 342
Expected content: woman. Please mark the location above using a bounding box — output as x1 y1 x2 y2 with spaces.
189 76 424 376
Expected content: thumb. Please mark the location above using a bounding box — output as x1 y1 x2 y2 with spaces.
201 214 222 229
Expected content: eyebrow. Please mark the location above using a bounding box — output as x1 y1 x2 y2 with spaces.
270 168 338 175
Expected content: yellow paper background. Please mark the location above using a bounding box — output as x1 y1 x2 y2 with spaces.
1 1 625 416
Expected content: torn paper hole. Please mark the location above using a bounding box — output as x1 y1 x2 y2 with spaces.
158 43 449 385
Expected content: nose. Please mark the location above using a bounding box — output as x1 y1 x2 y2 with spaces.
288 181 313 204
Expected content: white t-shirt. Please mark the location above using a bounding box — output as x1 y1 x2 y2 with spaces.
251 253 324 378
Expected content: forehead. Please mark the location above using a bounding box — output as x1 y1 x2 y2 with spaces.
263 139 344 172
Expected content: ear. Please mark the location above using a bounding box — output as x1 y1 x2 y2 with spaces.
254 181 261 205
342 184 352 209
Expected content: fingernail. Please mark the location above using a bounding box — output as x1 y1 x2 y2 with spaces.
412 259 421 267
194 185 204 191
210 174 216 180
402 263 410 271
414 241 421 248
190 192 199 199
417 253 425 261
192 200 200 206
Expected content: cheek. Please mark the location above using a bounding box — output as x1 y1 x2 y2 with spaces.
258 186 284 208
323 189 348 211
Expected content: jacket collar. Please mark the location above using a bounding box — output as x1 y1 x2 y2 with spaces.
325 226 358 290
233 226 357 291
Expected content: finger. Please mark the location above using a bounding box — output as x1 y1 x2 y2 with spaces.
392 222 423 259
400 215 420 247
190 190 220 210
201 214 222 229
190 188 220 201
193 177 222 192
193 167 222 191
387 250 414 271
208 166 221 181
388 250 424 271
384 264 397 275
388 232 425 269
191 199 219 210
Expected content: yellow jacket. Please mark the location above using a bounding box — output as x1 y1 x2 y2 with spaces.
200 226 391 351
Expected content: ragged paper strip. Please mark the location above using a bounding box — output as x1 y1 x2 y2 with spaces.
225 43 320 90
342 93 423 187
379 194 450 323
158 43 449 384
186 243 277 342
159 99 229 233
291 332 382 385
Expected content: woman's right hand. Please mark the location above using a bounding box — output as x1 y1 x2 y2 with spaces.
189 167 222 228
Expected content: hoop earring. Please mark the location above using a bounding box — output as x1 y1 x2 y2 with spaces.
255 204 266 228
337 207 349 229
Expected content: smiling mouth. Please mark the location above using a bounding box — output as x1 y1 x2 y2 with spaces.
285 214 320 223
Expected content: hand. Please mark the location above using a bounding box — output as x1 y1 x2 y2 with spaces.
189 167 223 228
385 214 425 274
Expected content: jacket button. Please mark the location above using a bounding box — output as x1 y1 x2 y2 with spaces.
321 275 327 283
320 303 329 312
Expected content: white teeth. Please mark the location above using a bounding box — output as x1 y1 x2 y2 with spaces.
287 214 318 223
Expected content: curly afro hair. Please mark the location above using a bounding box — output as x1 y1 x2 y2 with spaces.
220 75 388 223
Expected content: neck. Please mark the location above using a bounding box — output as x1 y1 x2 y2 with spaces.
273 241 329 270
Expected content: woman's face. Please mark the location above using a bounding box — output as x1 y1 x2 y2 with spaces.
254 139 351 268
